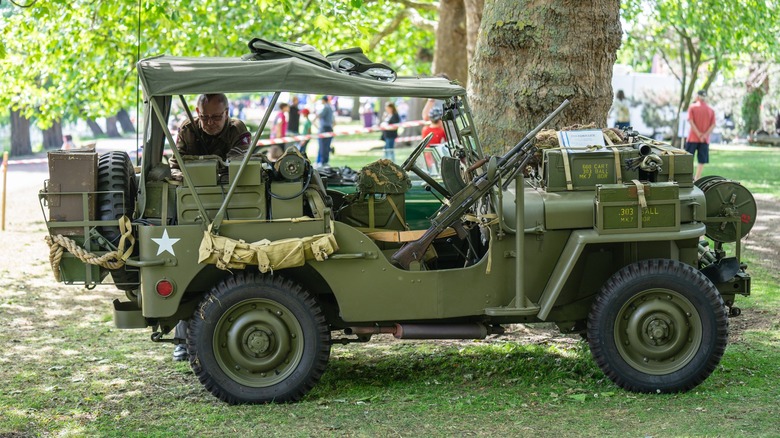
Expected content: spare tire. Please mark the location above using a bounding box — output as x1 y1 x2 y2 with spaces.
97 151 139 290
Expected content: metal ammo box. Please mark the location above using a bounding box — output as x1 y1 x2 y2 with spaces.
176 159 267 224
46 149 98 236
543 147 640 191
595 181 680 234
651 146 694 187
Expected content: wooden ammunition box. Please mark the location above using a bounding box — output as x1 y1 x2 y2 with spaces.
595 181 680 234
543 147 640 192
46 149 98 236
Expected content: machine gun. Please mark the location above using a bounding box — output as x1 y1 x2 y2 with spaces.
391 99 570 270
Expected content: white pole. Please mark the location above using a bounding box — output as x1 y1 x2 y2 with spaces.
1 151 8 231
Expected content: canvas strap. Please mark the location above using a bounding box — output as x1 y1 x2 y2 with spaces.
560 147 574 191
611 147 623 184
386 195 409 231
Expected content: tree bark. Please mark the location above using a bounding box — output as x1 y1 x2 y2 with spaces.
42 120 63 150
86 118 105 137
469 0 622 154
463 0 484 66
351 99 361 121
10 109 32 157
106 116 121 138
434 0 468 85
116 109 136 134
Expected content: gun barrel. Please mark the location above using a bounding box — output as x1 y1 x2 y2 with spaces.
635 143 652 156
497 99 570 168
391 99 570 270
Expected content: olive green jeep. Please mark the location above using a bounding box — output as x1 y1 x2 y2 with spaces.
40 40 756 404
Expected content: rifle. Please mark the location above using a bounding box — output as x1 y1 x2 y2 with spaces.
391 99 570 270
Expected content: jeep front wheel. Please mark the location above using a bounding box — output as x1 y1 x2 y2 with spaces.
188 273 331 404
587 259 728 393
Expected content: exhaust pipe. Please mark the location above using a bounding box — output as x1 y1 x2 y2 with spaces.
346 323 504 340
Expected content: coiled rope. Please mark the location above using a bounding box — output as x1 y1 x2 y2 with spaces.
44 216 135 281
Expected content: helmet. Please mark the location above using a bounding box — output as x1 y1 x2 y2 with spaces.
428 107 443 122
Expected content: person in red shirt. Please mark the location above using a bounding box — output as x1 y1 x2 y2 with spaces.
422 99 446 145
686 90 716 180
422 107 446 145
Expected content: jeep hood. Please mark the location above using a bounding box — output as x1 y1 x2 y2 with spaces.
137 55 466 99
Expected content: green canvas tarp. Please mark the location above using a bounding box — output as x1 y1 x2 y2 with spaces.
137 55 466 99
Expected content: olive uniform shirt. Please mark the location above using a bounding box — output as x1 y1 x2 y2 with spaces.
169 118 252 170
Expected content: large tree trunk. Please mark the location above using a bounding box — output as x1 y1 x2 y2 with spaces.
86 118 105 137
434 0 468 85
116 109 136 134
106 116 121 137
10 109 32 157
469 0 622 153
463 0 484 66
42 120 63 150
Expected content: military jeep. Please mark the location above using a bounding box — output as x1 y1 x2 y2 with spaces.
40 41 756 404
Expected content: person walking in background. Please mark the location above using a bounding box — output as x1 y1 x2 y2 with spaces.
61 134 76 150
288 96 300 136
685 90 716 181
271 103 289 140
268 102 289 159
421 99 446 145
380 102 400 162
298 108 312 156
612 89 631 129
317 95 335 167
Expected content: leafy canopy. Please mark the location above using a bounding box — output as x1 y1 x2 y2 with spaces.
620 0 780 105
0 0 437 127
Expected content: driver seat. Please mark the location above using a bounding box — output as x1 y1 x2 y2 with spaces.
337 159 410 231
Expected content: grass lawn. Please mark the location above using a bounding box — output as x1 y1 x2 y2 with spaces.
0 142 777 436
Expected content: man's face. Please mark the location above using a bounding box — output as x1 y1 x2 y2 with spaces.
197 98 228 135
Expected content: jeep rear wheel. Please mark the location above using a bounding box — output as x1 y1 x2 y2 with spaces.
587 259 728 393
97 151 138 290
188 273 331 404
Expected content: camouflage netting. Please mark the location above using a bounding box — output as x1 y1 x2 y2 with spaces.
357 159 411 194
528 125 629 175
534 124 628 150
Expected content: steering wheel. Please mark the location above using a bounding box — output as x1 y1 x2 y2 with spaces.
401 133 434 172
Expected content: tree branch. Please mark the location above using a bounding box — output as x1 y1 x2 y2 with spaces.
406 7 437 30
369 9 409 52
365 0 439 11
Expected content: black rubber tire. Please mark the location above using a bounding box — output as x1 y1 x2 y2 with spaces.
188 272 331 404
96 151 138 290
587 259 728 393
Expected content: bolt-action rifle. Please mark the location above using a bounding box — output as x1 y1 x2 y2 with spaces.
391 99 570 270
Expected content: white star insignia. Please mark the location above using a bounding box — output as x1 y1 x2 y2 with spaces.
151 229 180 256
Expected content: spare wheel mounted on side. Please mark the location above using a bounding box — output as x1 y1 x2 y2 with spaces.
96 151 138 290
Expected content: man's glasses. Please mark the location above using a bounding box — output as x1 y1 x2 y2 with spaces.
199 110 227 123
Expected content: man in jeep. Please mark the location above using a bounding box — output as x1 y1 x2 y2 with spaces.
168 93 252 360
169 93 252 181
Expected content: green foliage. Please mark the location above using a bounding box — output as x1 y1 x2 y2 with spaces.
0 0 436 129
620 0 780 109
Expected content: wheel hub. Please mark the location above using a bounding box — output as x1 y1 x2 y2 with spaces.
617 289 702 374
245 329 272 355
646 317 671 344
213 299 306 388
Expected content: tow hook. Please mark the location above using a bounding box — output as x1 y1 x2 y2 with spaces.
151 332 176 343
